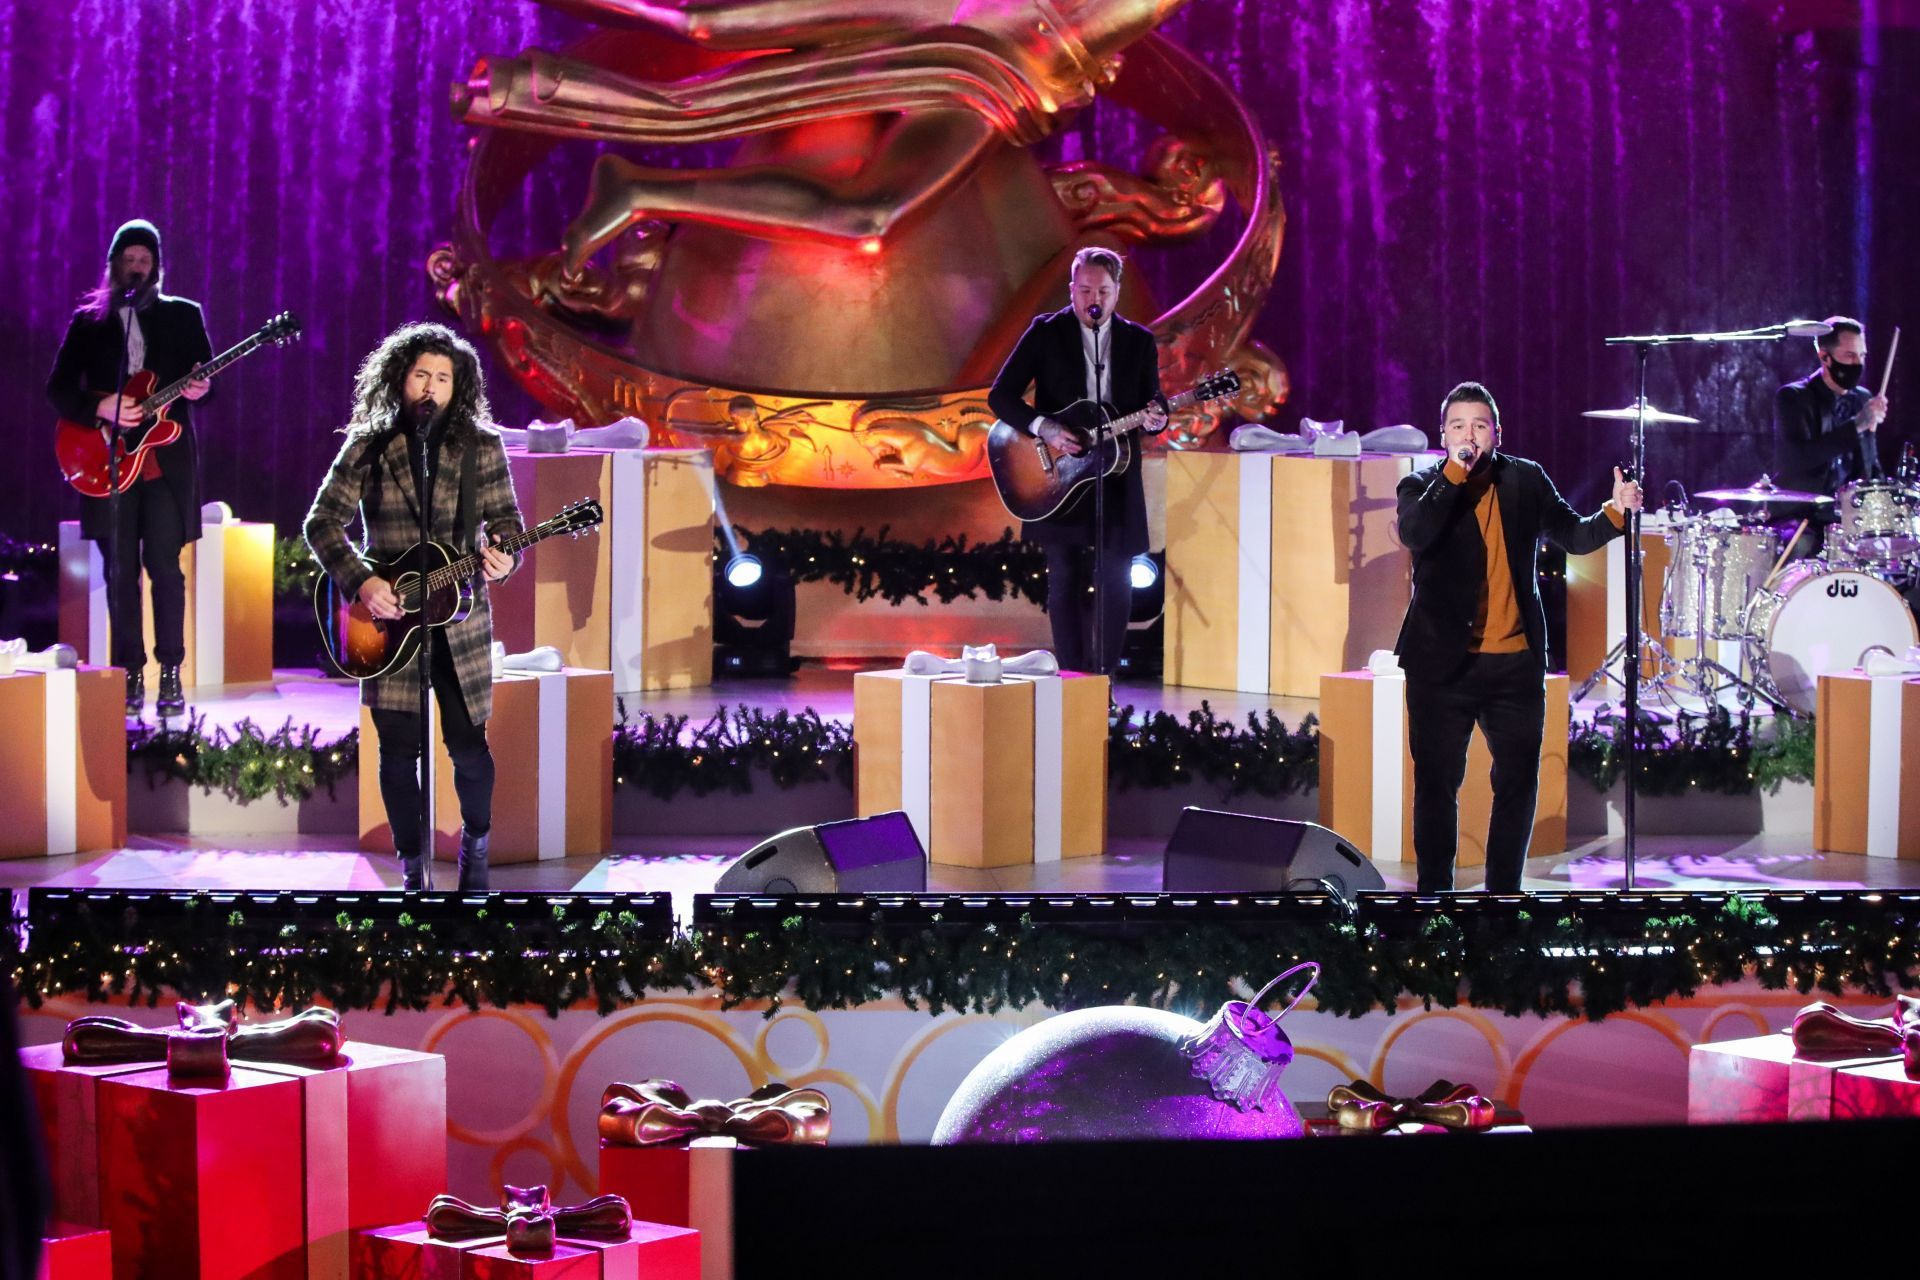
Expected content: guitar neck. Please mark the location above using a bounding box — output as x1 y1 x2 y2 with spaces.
1103 387 1207 439
142 332 266 412
422 521 560 591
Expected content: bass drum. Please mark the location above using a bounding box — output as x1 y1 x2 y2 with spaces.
1745 563 1919 715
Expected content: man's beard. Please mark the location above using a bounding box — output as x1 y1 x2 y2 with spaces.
113 270 158 310
408 395 446 433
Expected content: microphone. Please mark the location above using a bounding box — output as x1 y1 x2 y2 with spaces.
1781 319 1834 338
1087 302 1103 323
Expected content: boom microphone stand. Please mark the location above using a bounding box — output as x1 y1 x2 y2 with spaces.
408 397 439 890
1090 307 1110 676
106 281 141 703
1601 319 1832 891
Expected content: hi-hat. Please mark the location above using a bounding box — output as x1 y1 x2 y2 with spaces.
1694 478 1833 509
1580 403 1701 425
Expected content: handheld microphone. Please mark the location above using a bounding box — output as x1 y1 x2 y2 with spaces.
1087 302 1103 323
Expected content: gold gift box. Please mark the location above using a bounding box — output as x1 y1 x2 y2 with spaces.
0 666 126 857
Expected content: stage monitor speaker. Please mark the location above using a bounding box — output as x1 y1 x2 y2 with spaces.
714 810 928 894
1161 808 1385 900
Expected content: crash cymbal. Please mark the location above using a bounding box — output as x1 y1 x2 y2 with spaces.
1580 403 1702 424
1694 478 1833 508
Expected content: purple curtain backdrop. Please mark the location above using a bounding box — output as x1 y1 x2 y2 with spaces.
3 0 1915 545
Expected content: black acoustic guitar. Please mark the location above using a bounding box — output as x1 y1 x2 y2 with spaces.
314 497 603 680
985 369 1241 521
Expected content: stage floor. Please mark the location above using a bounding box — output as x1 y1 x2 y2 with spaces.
17 665 1904 915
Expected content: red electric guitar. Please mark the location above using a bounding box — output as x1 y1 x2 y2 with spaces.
54 311 302 497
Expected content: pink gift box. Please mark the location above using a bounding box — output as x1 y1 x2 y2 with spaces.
21 1036 447 1277
1687 1033 1899 1123
35 1222 111 1280
352 1220 699 1280
1830 1059 1920 1120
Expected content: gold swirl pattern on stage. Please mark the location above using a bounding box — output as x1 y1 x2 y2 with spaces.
433 0 1287 487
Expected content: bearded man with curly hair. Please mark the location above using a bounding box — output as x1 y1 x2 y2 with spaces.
305 323 524 890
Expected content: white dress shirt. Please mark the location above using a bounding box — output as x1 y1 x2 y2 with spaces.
1078 317 1111 406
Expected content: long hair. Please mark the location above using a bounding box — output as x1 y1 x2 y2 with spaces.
78 262 163 322
344 322 493 447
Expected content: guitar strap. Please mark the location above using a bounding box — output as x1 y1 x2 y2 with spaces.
458 435 478 550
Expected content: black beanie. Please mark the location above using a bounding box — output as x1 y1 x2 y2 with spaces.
108 219 162 268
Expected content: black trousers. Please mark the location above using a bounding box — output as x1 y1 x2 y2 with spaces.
98 478 187 670
369 631 494 857
1043 541 1132 675
1406 650 1546 894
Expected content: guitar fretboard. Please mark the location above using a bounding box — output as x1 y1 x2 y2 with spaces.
1105 386 1211 439
142 331 269 412
420 517 581 592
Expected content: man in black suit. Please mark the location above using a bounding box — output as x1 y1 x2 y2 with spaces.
1774 316 1890 560
1395 382 1641 893
46 219 212 716
988 247 1167 673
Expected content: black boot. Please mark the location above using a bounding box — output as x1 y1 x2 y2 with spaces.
157 665 185 718
457 827 490 892
400 849 433 891
125 669 144 715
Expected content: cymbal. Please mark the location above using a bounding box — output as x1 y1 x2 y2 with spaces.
1580 403 1702 424
1694 482 1833 508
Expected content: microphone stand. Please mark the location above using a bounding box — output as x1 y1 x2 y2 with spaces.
409 405 438 891
1601 321 1812 891
107 286 139 704
1091 322 1109 676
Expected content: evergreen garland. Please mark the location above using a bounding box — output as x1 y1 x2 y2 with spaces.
1109 702 1319 797
274 535 323 598
1567 706 1817 796
128 714 358 804
14 892 1918 1025
731 525 1049 607
612 705 853 797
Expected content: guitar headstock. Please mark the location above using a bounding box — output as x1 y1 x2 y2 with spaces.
260 312 303 346
547 497 605 538
1194 368 1242 403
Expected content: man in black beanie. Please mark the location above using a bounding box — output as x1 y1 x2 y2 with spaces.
46 219 213 716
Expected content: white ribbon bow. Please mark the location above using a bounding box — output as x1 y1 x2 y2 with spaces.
1228 424 1311 454
1862 645 1920 677
498 416 653 453
902 645 1059 683
1359 425 1430 453
0 639 79 675
490 643 566 679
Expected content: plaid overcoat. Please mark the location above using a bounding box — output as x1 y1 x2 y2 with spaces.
303 423 524 722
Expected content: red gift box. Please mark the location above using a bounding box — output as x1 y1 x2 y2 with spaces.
1687 1033 1898 1123
36 1222 111 1280
352 1220 699 1280
21 1035 447 1278
597 1138 735 1280
1830 1059 1920 1120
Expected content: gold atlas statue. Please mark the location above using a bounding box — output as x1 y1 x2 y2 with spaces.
433 0 1287 487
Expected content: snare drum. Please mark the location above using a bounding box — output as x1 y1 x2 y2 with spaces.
1743 562 1919 715
1837 480 1920 562
1661 513 1779 641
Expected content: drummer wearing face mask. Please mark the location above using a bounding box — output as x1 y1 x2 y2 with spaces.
1775 316 1890 512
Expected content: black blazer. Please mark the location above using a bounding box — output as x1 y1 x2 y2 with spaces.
46 295 213 544
1775 371 1874 497
1393 452 1623 681
987 307 1162 553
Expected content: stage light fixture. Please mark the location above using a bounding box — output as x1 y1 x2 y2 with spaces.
1117 551 1167 679
1129 554 1159 592
725 553 765 590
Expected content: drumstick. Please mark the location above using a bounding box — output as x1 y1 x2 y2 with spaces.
1762 519 1808 590
1879 326 1900 399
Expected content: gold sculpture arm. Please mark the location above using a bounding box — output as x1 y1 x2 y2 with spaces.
563 111 997 265
535 0 930 49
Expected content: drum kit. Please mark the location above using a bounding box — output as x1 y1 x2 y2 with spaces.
1575 410 1920 717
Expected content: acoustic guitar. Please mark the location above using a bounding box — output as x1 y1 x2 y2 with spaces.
55 311 302 497
314 497 603 681
985 369 1241 522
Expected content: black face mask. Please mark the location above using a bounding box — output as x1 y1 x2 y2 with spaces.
1826 355 1865 391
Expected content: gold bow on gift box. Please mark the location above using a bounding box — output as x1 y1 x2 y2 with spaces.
1326 1080 1499 1133
62 1000 346 1080
427 1185 632 1257
598 1079 832 1148
1791 997 1920 1074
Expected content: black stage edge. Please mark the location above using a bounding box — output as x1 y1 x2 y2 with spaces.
20 888 676 935
735 1120 1920 1272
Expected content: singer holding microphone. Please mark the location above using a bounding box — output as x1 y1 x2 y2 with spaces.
1775 317 1892 560
46 219 213 717
1394 382 1641 893
988 247 1168 672
305 323 523 890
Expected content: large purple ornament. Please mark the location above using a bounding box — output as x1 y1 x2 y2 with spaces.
932 966 1317 1144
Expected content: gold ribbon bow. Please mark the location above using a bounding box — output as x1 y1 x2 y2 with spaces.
598 1079 832 1148
1791 998 1920 1075
62 1001 346 1080
1326 1080 1498 1133
426 1184 632 1256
